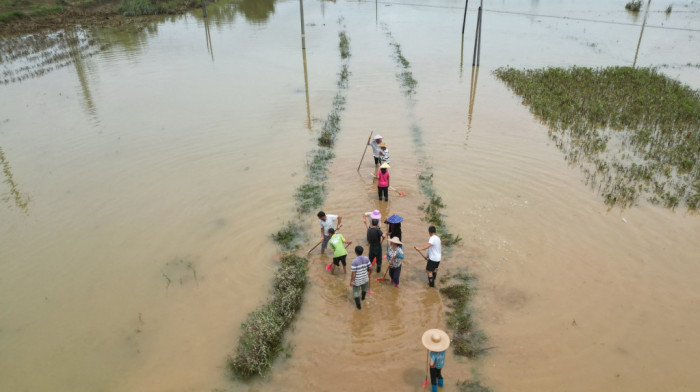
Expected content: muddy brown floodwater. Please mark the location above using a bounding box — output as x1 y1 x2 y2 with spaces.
1 0 700 391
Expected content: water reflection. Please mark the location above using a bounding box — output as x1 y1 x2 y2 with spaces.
466 65 479 144
0 146 30 213
204 17 215 61
302 48 311 130
66 29 98 122
232 0 277 24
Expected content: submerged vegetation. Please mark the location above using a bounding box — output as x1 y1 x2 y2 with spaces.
235 28 352 380
0 146 30 213
440 272 489 358
495 66 700 210
338 31 350 59
625 0 642 12
227 254 308 379
384 31 417 96
418 171 462 247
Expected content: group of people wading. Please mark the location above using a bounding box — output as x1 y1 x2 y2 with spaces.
312 134 450 392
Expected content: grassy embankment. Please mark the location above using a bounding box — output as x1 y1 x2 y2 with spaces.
383 25 490 389
0 0 202 34
495 66 700 210
228 27 352 379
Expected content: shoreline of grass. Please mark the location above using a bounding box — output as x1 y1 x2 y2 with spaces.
494 66 700 210
229 26 352 379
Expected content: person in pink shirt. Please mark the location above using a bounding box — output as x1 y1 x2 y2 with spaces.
377 163 390 201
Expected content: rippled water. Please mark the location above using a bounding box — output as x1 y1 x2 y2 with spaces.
1 0 699 391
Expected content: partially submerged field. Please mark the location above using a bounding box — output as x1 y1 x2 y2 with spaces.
494 66 700 210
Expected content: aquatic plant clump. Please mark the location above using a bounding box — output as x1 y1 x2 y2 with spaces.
625 0 642 11
272 221 306 251
439 273 488 358
228 254 308 379
418 170 462 247
494 66 700 209
339 31 350 59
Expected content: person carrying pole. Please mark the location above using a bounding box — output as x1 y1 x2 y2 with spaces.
368 134 384 166
317 211 342 255
421 329 450 392
414 226 441 287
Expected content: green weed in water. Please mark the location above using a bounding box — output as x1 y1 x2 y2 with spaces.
494 66 700 210
339 31 350 59
625 0 641 11
439 273 488 358
272 221 305 251
228 254 308 379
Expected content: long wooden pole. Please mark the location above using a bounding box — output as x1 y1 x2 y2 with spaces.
633 0 652 67
471 4 481 66
299 0 306 49
357 131 373 172
461 0 469 34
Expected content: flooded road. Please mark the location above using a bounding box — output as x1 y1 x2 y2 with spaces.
1 0 700 391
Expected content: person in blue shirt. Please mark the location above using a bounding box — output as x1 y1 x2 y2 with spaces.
422 329 450 392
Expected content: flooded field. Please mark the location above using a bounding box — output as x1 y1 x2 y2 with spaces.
1 0 699 391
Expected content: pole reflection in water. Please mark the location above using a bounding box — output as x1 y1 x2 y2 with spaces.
66 28 98 124
302 48 311 130
0 146 30 213
466 65 479 144
633 0 652 67
459 34 465 76
204 16 214 61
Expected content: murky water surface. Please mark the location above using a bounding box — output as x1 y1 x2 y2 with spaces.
1 0 699 391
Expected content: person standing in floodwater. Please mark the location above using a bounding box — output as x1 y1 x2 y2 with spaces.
317 211 342 255
421 329 450 392
368 134 383 166
328 228 351 274
378 142 390 165
386 237 404 287
350 245 371 310
415 226 441 287
377 163 390 202
365 217 385 273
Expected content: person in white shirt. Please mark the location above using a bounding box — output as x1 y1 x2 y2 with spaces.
415 226 441 287
368 134 383 166
317 211 342 254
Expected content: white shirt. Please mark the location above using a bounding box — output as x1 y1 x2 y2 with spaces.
427 235 442 261
319 214 338 236
370 140 381 158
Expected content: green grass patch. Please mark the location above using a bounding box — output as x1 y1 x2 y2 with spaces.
338 30 350 59
439 272 488 358
271 221 305 251
0 9 27 22
625 0 641 11
494 66 700 210
29 5 60 15
117 0 162 15
227 254 308 379
417 170 462 247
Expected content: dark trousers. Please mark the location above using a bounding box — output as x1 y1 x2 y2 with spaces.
378 186 388 201
374 156 381 165
389 266 401 285
430 367 443 386
368 244 382 272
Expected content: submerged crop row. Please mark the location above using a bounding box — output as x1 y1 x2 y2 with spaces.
382 24 490 389
228 28 352 379
494 66 700 209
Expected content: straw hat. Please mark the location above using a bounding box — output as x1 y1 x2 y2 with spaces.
379 142 387 147
389 237 402 245
422 329 450 352
374 134 383 140
370 210 381 219
379 163 391 169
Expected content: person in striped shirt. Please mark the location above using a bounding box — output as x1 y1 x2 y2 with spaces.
350 246 372 310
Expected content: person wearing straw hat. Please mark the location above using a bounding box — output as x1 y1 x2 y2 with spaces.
328 228 351 274
386 237 404 287
368 134 384 166
376 163 391 202
378 142 390 165
421 329 450 392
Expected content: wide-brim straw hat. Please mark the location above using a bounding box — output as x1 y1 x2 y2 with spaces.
379 163 391 169
379 142 387 147
422 329 450 352
370 209 381 219
389 237 402 245
374 134 383 140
